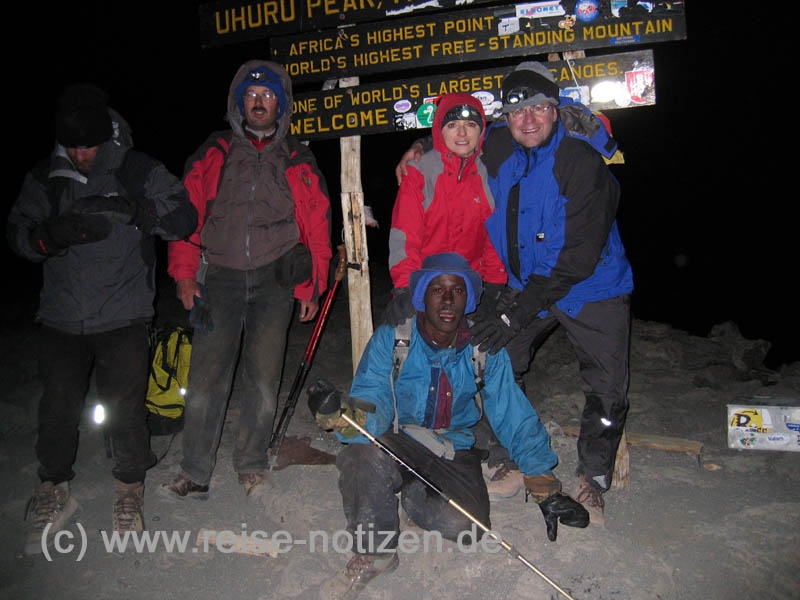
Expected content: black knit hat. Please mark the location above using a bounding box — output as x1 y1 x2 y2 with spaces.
441 104 484 131
55 83 113 148
501 62 561 113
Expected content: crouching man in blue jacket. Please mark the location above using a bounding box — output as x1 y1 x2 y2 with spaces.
308 252 587 600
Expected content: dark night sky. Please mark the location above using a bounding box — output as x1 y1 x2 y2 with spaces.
6 3 795 368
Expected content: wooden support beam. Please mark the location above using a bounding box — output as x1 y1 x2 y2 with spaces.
561 424 704 455
196 528 278 557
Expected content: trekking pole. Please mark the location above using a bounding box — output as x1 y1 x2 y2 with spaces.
269 245 347 469
338 412 578 600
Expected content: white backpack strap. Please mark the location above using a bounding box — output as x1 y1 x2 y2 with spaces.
472 344 486 416
391 318 412 434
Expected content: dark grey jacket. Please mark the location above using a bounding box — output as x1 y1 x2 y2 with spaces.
7 109 197 334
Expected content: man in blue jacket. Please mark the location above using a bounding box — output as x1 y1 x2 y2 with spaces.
470 62 634 525
309 252 587 600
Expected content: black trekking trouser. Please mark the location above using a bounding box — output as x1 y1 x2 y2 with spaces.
503 295 631 491
36 323 157 485
336 431 490 551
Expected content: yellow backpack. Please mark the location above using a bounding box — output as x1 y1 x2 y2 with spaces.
146 326 192 435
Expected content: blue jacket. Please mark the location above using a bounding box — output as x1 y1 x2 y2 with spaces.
482 110 633 318
340 318 558 476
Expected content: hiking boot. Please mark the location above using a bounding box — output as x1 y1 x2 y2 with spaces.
158 473 209 500
319 552 400 600
238 471 266 497
482 462 524 501
575 475 605 526
113 481 145 532
24 481 79 556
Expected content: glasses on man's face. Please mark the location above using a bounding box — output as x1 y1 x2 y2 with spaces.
244 89 276 102
508 103 553 119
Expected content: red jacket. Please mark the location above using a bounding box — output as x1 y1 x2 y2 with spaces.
388 92 507 289
168 132 331 301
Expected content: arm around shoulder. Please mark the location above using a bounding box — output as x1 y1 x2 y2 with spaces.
394 136 431 185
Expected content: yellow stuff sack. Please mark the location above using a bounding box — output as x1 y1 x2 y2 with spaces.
146 326 192 434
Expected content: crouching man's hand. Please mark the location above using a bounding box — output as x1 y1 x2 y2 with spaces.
316 405 366 438
524 474 589 541
307 379 366 438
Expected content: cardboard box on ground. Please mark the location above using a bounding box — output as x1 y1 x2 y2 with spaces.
728 397 800 452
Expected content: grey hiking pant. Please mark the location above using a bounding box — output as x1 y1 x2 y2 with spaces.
180 263 294 485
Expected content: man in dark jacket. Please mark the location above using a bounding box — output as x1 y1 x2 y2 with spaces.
160 60 332 500
7 83 197 554
470 62 634 525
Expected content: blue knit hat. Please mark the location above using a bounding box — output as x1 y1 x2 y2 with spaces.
235 67 286 118
409 253 483 314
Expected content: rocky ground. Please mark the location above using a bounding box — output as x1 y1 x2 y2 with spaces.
1 265 799 600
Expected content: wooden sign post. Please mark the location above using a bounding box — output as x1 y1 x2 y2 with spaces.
337 77 373 371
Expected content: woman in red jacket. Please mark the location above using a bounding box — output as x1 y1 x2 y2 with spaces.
385 92 507 325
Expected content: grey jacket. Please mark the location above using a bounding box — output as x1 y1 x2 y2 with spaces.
7 109 197 334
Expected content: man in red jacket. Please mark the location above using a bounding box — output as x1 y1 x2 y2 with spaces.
160 60 332 500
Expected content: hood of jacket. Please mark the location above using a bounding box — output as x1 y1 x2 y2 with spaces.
432 92 486 168
225 59 293 143
51 106 133 183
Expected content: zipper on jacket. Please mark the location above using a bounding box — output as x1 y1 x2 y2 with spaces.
506 149 530 282
245 153 261 268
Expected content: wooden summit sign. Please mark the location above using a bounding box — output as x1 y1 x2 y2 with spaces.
290 49 655 141
273 2 685 83
197 0 500 47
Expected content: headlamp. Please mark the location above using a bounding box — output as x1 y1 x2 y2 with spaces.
505 87 532 106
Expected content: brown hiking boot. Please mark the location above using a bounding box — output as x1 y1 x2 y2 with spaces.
575 475 605 526
158 472 209 500
238 472 267 497
113 481 145 532
24 481 79 556
320 552 400 600
482 462 524 501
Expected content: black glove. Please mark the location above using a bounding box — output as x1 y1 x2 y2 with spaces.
307 379 363 436
381 287 415 327
470 309 523 354
66 194 158 232
471 288 540 354
537 492 590 542
129 196 157 232
307 378 342 417
67 194 137 225
30 213 112 256
468 282 505 324
189 284 214 334
494 286 520 314
276 243 313 289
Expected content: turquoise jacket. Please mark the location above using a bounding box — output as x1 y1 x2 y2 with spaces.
340 318 557 476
